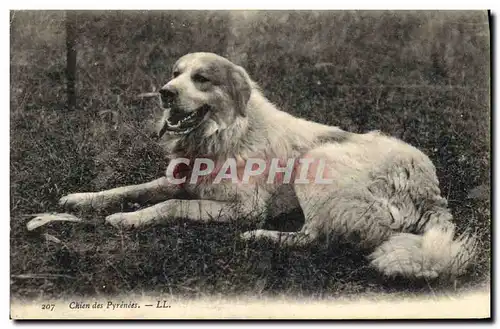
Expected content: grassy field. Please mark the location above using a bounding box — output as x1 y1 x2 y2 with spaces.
10 10 491 300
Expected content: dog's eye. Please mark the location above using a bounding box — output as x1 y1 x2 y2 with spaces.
192 74 210 83
172 71 180 78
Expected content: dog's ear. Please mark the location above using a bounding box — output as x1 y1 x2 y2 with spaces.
229 65 251 117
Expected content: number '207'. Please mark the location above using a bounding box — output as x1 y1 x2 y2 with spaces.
42 303 55 311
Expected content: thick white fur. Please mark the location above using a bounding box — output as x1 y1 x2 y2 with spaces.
60 52 476 280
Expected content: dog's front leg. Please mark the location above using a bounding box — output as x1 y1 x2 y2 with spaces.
59 177 179 212
105 199 249 229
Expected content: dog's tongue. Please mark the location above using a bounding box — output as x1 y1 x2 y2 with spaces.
157 120 170 139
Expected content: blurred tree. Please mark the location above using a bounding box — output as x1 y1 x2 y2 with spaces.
66 10 77 110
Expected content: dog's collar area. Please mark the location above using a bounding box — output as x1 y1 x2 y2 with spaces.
158 105 211 138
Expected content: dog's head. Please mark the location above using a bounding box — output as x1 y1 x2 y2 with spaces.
157 52 252 138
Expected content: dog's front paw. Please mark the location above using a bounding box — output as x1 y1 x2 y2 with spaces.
105 213 144 229
59 193 97 210
240 229 265 241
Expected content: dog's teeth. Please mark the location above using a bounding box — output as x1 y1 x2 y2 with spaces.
167 130 182 135
181 112 195 123
162 108 204 136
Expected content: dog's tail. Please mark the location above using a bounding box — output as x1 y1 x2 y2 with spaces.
368 224 477 280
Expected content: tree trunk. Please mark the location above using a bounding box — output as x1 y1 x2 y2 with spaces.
66 11 77 110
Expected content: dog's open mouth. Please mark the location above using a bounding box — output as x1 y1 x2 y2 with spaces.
158 105 210 138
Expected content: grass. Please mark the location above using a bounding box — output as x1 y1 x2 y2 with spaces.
10 10 491 300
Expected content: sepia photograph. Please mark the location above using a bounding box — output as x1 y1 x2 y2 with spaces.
9 9 491 319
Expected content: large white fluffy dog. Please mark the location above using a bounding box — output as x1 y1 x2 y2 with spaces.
60 52 476 280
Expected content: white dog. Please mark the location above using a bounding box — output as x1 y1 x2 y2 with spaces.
60 52 476 280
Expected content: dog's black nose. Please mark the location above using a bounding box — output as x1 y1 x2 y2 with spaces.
159 88 177 105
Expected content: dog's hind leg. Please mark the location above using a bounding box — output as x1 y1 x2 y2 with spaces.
240 226 318 247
